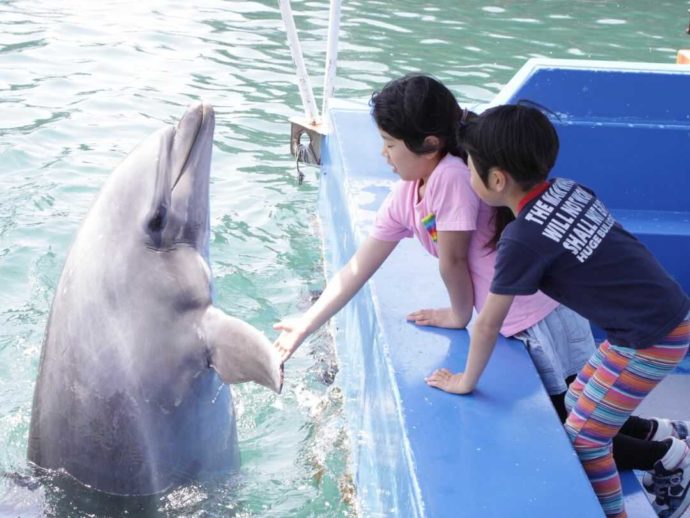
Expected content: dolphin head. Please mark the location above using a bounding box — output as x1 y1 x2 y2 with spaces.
88 102 215 261
143 102 214 255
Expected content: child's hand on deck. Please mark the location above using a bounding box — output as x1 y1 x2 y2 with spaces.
407 307 466 329
272 318 308 364
425 368 474 394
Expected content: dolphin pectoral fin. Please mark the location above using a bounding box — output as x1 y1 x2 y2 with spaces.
203 307 283 394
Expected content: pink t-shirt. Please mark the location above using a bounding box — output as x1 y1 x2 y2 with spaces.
370 153 559 337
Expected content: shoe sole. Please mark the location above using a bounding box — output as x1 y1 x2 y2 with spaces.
666 477 690 518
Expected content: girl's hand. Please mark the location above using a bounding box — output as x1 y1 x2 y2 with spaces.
425 368 474 394
407 307 466 329
272 318 309 364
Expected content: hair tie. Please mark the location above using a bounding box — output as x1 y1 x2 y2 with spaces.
458 107 469 129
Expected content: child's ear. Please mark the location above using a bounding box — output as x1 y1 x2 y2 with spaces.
422 136 441 155
488 167 509 192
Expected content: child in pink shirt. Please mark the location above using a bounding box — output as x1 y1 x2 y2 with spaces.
371 152 560 338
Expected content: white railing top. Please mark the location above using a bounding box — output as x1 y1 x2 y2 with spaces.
278 0 341 131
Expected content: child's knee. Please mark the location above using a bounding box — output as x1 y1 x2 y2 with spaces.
564 390 577 414
564 376 584 414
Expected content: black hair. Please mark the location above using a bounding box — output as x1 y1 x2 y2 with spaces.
459 103 560 248
370 73 475 161
460 103 560 191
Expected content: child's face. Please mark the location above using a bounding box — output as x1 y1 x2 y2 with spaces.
378 129 434 182
468 154 500 206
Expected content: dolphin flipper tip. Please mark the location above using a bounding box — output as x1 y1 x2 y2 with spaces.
204 307 284 393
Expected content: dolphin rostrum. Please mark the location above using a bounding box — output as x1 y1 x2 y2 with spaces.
28 102 282 496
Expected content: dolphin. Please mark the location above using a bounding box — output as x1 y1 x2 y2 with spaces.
27 102 282 496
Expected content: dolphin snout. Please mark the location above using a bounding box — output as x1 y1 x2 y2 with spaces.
177 102 214 135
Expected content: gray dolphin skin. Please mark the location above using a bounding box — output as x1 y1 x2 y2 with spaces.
28 103 282 496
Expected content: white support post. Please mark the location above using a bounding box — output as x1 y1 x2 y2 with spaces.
278 0 321 126
321 0 341 127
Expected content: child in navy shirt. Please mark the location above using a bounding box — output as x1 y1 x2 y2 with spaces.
426 104 690 518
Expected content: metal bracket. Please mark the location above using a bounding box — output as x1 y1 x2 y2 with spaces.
290 117 325 166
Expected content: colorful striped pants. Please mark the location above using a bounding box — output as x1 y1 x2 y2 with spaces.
564 315 690 518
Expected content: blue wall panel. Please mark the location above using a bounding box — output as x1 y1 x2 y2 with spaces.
493 59 690 294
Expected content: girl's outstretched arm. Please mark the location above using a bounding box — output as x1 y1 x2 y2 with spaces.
273 236 398 363
407 230 474 328
426 292 514 394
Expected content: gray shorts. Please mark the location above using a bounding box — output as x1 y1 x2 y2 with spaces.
514 305 596 396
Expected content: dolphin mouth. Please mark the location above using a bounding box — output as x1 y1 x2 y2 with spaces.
171 103 214 193
144 102 215 251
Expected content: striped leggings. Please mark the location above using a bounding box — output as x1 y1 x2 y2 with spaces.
564 315 690 518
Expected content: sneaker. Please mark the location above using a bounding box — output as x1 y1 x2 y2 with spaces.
644 440 690 518
653 418 690 441
643 437 688 492
670 420 689 441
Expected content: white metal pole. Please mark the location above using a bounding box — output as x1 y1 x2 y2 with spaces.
278 0 320 126
321 0 341 126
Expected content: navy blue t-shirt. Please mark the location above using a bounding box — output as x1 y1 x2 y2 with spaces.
491 178 690 348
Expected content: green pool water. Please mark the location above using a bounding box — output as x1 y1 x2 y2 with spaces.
1 1 688 515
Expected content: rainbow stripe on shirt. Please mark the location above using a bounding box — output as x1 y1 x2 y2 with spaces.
422 213 437 242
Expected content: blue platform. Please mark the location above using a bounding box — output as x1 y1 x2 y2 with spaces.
318 60 690 517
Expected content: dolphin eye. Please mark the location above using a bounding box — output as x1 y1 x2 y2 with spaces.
148 207 167 233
